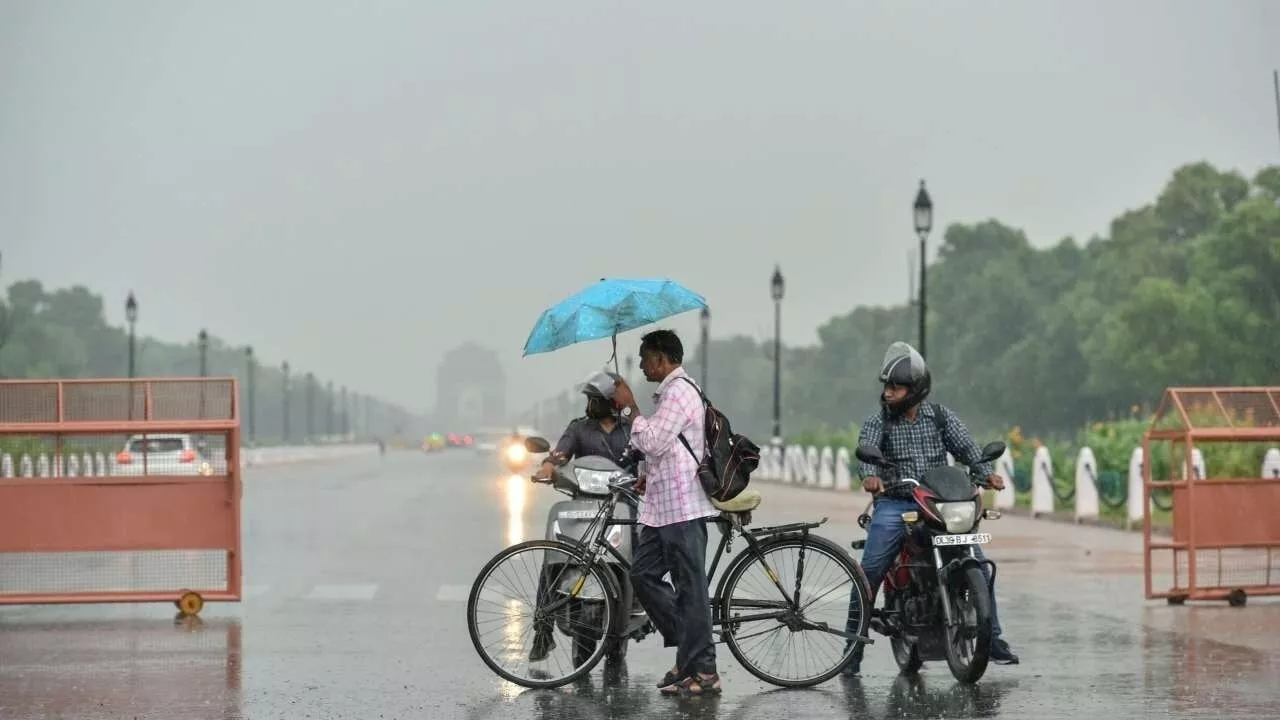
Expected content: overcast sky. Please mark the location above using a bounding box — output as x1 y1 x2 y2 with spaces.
3 0 1278 414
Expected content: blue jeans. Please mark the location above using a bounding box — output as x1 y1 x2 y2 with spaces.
845 498 1004 662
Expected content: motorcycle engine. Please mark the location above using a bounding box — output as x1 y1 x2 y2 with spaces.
899 592 934 629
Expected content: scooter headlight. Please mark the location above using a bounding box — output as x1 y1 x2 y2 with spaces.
937 501 978 534
504 443 527 464
574 468 615 495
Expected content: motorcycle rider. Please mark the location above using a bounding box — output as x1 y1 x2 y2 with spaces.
528 369 639 662
843 341 1020 677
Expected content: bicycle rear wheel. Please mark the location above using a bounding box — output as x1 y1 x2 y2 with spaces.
719 533 871 687
467 539 617 688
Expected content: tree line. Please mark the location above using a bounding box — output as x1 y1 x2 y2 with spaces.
690 160 1280 446
0 270 419 445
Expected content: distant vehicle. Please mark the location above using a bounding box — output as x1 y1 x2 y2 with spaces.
446 433 474 448
422 434 447 452
113 433 214 476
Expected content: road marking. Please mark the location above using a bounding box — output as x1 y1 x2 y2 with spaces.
304 584 380 601
436 585 470 602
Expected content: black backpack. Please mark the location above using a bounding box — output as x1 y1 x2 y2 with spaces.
675 377 760 502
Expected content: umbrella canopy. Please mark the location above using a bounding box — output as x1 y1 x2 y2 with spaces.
522 278 708 364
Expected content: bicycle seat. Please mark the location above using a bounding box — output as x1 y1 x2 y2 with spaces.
711 488 762 514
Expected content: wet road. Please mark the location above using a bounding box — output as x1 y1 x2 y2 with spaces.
2 451 1278 719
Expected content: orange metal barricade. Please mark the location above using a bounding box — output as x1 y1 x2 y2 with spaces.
1143 386 1280 605
0 377 242 612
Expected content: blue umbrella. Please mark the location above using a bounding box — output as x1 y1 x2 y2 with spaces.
522 278 708 368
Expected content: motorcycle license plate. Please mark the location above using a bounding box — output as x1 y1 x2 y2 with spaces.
932 533 991 547
558 510 597 520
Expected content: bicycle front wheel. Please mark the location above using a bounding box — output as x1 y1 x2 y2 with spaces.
467 539 618 688
720 534 871 687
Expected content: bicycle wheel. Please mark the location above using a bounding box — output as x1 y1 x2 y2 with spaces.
719 534 871 687
467 539 618 688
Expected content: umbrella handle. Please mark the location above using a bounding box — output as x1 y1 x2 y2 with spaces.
611 331 619 374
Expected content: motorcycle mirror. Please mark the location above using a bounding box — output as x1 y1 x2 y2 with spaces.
979 441 1007 463
523 436 551 453
854 444 886 466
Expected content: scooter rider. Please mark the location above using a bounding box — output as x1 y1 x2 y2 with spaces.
843 341 1020 677
528 369 640 662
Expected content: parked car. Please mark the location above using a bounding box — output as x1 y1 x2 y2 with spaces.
113 434 214 476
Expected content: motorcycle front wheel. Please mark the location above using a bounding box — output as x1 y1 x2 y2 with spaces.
943 565 993 684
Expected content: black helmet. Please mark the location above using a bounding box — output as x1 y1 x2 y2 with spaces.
879 341 931 418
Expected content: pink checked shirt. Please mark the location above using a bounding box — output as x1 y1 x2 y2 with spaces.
630 367 719 528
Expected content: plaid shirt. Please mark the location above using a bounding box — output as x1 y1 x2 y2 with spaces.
856 403 995 500
629 367 718 527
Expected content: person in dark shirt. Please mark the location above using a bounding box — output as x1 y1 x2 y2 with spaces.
843 341 1020 677
528 369 637 662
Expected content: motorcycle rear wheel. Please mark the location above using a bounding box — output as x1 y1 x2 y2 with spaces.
943 565 993 684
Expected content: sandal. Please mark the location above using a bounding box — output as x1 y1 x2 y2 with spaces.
661 672 722 696
656 666 685 689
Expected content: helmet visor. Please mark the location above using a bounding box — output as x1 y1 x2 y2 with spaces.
880 341 926 385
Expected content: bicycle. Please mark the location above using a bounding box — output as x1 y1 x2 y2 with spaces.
466 466 874 689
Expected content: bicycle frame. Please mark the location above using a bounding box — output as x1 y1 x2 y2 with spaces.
539 482 857 641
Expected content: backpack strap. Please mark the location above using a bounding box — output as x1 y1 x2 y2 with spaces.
929 402 947 435
674 376 708 464
879 402 948 457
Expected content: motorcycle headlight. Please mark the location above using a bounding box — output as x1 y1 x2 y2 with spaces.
573 468 615 494
937 501 978 534
504 444 527 463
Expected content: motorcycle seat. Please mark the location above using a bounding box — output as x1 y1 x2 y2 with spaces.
711 489 762 514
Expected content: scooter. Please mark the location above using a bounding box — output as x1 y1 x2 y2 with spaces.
523 436 653 665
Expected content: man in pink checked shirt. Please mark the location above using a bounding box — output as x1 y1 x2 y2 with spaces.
612 329 722 697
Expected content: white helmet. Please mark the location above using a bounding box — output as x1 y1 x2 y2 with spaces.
574 369 620 399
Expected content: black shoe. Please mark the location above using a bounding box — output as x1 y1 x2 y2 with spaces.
529 629 556 662
990 637 1019 665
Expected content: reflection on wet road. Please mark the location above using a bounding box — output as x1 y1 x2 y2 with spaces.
2 451 1278 719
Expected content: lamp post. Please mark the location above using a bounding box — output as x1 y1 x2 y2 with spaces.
305 372 315 442
340 386 349 439
125 293 138 378
326 380 335 439
913 180 934 359
699 305 710 388
282 361 291 443
197 329 209 418
246 347 256 445
770 265 784 445
125 292 139 421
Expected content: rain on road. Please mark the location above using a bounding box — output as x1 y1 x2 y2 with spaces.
2 450 1278 719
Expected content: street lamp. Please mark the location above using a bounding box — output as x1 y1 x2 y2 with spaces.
913 180 934 359
770 265 784 445
326 380 335 439
125 292 138 378
125 292 138 421
282 361 291 443
197 329 209 418
699 305 710 388
305 372 316 442
246 347 256 445
197 329 209 377
340 385 349 438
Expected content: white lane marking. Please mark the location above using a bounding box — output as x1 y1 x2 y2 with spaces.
436 585 470 602
304 584 380 600
242 584 271 598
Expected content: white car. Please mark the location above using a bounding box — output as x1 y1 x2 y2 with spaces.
112 433 215 476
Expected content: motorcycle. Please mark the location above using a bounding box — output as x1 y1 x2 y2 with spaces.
523 436 652 665
501 436 530 472
851 440 1006 684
